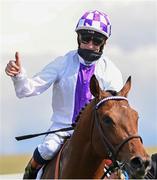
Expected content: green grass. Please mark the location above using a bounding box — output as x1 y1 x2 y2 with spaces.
0 147 157 174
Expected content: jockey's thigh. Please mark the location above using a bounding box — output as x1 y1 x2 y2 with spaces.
38 130 73 160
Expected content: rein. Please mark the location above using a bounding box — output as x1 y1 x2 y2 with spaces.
92 96 143 178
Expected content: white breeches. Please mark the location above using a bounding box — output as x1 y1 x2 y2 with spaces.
37 130 73 160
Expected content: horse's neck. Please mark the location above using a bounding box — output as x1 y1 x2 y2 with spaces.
61 101 103 178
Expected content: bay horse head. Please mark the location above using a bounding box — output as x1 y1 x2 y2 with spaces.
41 75 151 179
89 75 151 178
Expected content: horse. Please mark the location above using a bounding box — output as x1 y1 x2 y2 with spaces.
144 153 157 179
40 75 151 179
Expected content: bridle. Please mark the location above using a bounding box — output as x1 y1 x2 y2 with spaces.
92 96 143 178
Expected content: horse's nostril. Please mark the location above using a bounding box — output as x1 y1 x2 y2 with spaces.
129 157 151 178
130 156 143 169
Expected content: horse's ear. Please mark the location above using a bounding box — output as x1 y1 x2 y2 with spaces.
90 75 100 98
118 76 131 97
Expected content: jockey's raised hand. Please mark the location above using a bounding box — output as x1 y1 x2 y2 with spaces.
5 52 21 77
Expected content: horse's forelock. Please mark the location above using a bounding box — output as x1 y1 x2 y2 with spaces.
106 90 118 96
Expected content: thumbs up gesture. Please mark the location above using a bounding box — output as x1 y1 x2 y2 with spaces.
5 52 22 77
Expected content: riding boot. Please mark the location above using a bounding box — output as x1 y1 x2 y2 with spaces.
23 160 40 179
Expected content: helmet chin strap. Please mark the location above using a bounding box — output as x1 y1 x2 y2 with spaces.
78 48 103 62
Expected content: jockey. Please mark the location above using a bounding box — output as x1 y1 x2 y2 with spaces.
5 10 123 179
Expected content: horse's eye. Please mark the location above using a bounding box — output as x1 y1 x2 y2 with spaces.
103 116 113 125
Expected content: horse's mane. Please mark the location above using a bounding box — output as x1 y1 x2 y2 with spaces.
74 90 117 125
74 99 93 125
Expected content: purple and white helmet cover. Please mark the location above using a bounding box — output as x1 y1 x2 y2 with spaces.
75 10 111 38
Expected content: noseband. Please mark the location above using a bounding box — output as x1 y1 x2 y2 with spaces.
93 96 142 168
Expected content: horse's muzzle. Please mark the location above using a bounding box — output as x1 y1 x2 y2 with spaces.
129 156 151 178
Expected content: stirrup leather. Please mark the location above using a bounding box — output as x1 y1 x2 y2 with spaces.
54 140 68 179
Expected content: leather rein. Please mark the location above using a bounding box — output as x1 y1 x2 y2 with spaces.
92 96 143 178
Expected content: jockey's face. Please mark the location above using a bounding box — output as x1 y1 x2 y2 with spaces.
78 31 107 52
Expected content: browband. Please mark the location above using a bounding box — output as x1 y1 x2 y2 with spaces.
95 96 128 109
